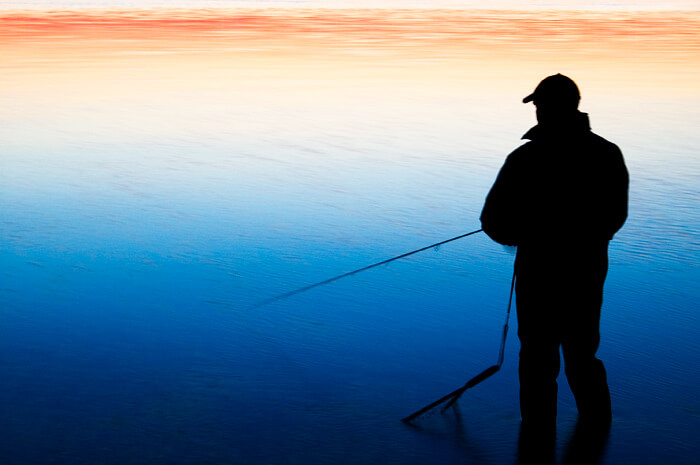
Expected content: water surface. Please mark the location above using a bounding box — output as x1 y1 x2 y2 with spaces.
1 8 699 465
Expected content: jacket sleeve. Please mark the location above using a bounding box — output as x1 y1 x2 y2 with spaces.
480 152 522 246
603 144 629 239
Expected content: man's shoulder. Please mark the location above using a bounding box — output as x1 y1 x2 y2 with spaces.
506 141 537 162
587 131 622 154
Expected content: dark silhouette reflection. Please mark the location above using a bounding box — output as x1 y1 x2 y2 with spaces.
403 406 499 465
515 419 611 465
561 420 611 465
516 423 555 465
481 74 629 452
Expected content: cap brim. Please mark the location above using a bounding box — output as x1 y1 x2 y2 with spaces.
522 93 535 103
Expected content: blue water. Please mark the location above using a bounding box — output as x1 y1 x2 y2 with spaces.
2 9 700 465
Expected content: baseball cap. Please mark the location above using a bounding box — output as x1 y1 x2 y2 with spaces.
523 74 580 108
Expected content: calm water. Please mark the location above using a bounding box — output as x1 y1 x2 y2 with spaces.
1 8 699 465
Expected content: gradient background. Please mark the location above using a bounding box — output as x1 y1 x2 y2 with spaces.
1 2 699 464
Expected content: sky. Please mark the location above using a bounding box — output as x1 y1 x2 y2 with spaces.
1 0 699 10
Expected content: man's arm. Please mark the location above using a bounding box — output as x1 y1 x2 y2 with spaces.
604 144 629 239
480 151 522 246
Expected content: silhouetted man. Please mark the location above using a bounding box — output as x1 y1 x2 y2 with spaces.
480 75 628 448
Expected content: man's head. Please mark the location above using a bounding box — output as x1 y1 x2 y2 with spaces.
523 74 580 125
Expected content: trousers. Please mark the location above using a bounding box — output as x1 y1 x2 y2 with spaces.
515 241 612 430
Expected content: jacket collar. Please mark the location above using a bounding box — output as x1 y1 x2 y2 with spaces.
522 111 591 141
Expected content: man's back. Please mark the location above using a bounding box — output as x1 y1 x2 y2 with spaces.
480 111 628 249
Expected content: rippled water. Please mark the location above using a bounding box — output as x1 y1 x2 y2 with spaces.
1 8 699 465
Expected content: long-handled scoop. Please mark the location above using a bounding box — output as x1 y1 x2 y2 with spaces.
401 271 515 423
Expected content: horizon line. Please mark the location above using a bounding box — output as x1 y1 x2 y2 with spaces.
2 5 699 12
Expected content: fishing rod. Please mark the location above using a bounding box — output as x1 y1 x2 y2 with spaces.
401 269 516 423
251 228 483 309
249 226 513 423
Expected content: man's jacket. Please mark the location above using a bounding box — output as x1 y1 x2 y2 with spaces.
480 112 629 248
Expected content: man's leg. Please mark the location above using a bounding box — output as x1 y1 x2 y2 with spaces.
515 273 560 433
518 333 560 431
516 310 559 465
562 245 612 425
562 317 611 425
561 316 611 465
